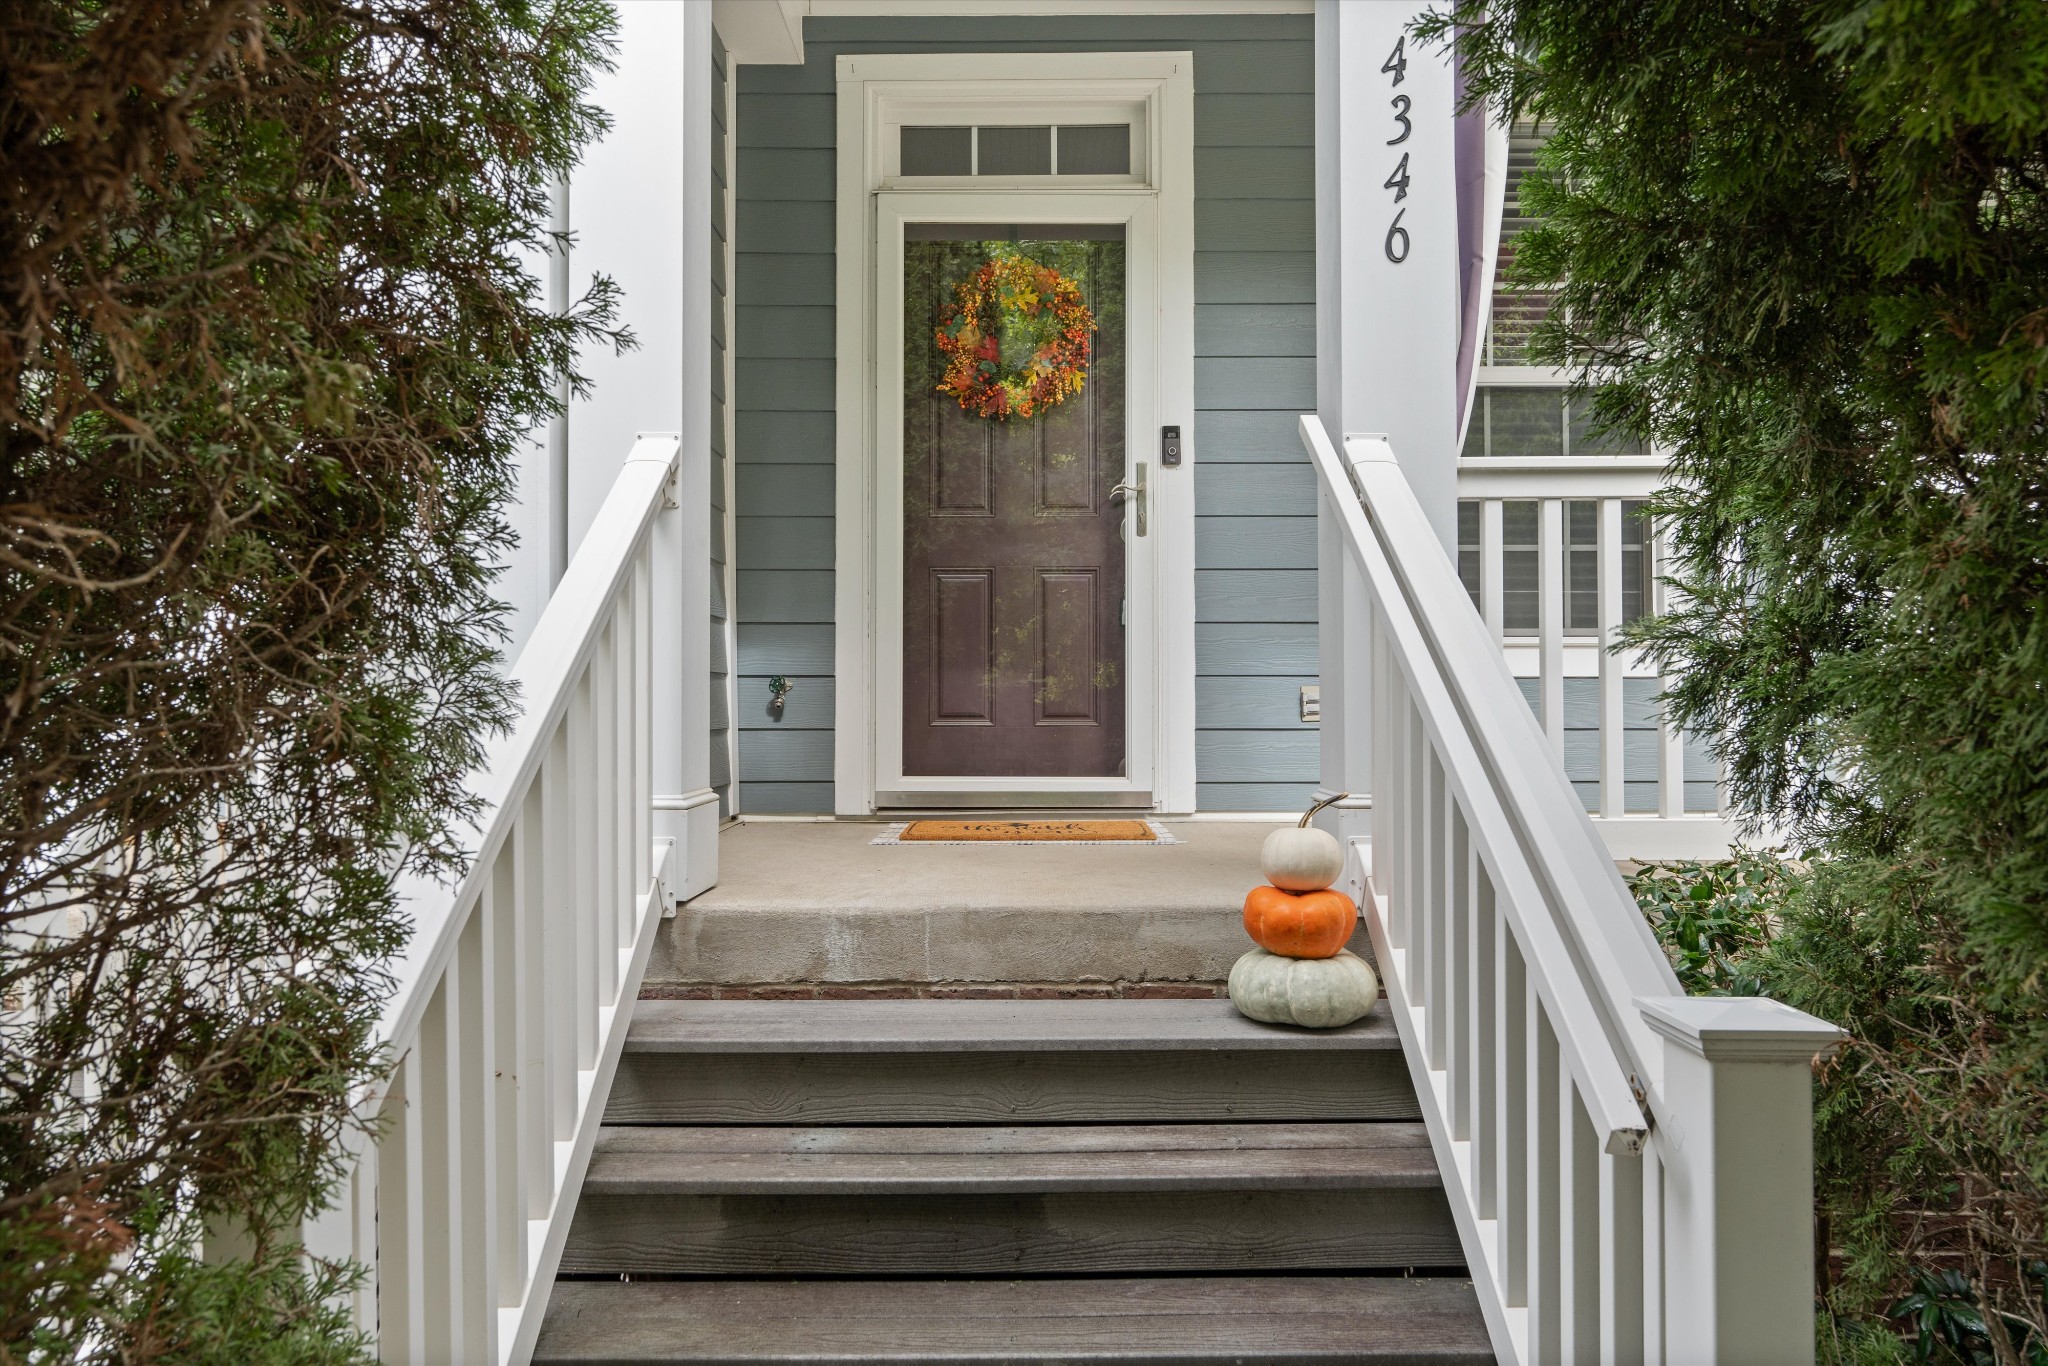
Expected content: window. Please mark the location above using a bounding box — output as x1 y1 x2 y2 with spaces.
1567 500 1598 631
900 126 972 176
1621 499 1651 622
1463 387 1649 459
1056 124 1132 175
1567 394 1648 455
975 125 1051 175
1502 501 1539 634
898 123 1134 178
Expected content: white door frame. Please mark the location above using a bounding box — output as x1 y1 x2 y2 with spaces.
832 51 1196 814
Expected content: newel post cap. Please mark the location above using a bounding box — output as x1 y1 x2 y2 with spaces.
1636 995 1845 1064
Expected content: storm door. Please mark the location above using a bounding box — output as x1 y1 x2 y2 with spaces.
899 224 1129 781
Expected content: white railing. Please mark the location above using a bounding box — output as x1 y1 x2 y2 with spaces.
304 435 683 1365
1457 455 1733 859
1302 417 1841 1366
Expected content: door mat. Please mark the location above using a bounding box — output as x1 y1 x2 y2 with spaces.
871 819 1179 847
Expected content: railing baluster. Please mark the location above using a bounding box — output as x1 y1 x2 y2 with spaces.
1373 621 1398 933
543 723 576 1137
1538 497 1565 756
634 546 653 894
375 1056 425 1364
1450 803 1472 1140
455 909 493 1356
1643 1147 1666 1365
418 976 461 1365
1656 516 1686 819
570 672 597 1069
492 832 529 1307
1499 923 1529 1306
1601 1145 1647 1365
1597 497 1625 817
521 780 558 1204
592 613 618 1007
1406 698 1427 958
1472 862 1498 1216
1563 1079 1601 1362
616 572 640 952
1529 1001 1562 1364
1481 498 1505 638
1425 750 1448 1061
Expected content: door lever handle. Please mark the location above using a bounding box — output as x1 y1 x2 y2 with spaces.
1110 462 1147 537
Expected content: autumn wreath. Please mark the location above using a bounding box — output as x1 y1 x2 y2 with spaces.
933 253 1096 420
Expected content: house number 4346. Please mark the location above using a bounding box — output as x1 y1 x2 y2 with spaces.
1382 36 1411 264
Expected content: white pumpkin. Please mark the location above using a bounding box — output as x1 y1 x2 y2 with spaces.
1261 825 1344 892
1228 947 1379 1029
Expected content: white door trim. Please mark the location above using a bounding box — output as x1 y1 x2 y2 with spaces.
833 50 1196 815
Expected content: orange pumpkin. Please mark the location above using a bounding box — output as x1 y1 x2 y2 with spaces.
1242 885 1357 959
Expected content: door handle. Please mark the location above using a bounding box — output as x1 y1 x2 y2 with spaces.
1110 462 1147 537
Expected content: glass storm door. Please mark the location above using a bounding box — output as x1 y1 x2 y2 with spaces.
899 224 1128 778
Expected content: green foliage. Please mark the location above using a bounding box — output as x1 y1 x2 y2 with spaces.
1437 0 2048 1348
0 0 621 1358
1628 849 1787 995
1629 850 2048 1353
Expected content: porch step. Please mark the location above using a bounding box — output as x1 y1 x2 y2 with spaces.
606 998 1418 1124
645 820 1372 989
542 1000 1491 1363
557 1122 1458 1276
533 1276 1495 1364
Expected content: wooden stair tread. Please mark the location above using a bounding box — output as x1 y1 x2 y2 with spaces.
533 1276 1494 1364
625 998 1398 1054
584 1122 1440 1194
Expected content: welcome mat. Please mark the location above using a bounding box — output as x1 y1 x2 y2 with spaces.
871 819 1179 847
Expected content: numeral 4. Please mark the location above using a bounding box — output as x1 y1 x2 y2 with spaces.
1381 35 1406 86
1383 152 1410 203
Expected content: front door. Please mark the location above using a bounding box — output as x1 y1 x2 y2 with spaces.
900 225 1128 779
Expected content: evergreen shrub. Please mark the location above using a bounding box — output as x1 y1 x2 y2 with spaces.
1434 0 2048 1355
0 1 621 1357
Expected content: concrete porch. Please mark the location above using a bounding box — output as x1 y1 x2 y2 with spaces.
647 817 1372 996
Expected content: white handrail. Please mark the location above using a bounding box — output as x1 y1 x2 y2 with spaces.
304 435 682 1366
1301 415 1841 1365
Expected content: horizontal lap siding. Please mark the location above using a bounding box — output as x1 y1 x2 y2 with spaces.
1191 30 1315 812
1515 678 1722 813
733 14 1315 814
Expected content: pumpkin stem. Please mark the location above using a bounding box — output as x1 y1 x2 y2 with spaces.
1299 792 1349 829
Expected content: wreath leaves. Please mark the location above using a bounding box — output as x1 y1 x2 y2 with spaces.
933 254 1095 420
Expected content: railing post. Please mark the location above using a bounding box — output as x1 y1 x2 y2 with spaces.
1638 997 1844 1366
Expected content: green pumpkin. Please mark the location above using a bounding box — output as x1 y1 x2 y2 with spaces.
1228 948 1380 1029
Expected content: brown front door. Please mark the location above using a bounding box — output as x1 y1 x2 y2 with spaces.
901 226 1127 778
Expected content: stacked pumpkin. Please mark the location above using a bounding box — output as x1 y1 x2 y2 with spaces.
1229 812 1380 1029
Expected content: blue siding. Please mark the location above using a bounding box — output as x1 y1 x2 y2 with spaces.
1515 678 1722 814
733 13 1317 813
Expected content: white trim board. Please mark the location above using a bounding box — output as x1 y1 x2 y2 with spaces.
833 50 1197 816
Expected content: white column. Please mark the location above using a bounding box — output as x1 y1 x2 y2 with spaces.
572 0 717 901
1638 996 1844 1366
1315 0 1462 838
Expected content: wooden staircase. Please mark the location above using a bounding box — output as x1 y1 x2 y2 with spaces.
532 998 1494 1363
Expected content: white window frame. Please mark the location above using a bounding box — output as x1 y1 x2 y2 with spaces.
832 50 1196 815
